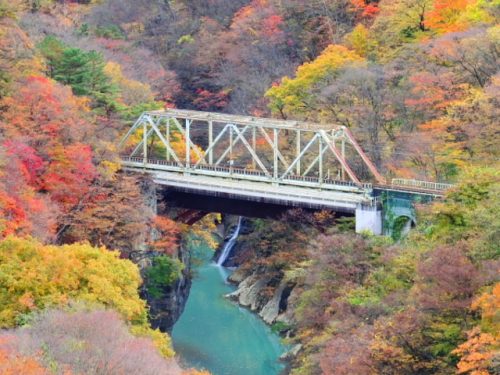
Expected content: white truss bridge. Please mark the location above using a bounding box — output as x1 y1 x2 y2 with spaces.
119 109 453 232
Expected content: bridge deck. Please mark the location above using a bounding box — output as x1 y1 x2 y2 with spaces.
123 160 371 212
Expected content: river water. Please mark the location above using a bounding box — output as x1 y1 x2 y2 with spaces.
172 239 287 375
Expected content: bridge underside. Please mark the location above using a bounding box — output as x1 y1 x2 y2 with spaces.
161 190 352 219
130 167 366 213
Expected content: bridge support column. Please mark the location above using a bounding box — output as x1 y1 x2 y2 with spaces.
355 204 382 235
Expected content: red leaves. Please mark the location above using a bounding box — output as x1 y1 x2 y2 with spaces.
43 144 96 208
193 88 229 110
3 141 44 186
0 75 97 239
230 0 285 44
350 0 380 20
261 14 284 38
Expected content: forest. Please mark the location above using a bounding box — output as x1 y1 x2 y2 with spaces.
0 0 498 374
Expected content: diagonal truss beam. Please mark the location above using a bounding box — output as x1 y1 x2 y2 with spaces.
170 117 206 164
231 125 271 176
193 124 231 167
320 130 361 185
145 116 183 166
303 144 329 177
258 127 290 169
130 127 154 157
343 127 386 184
280 134 320 179
118 114 145 148
215 124 248 165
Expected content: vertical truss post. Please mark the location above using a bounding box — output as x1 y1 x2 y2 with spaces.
208 120 213 165
296 130 301 176
341 137 346 180
185 119 191 169
166 119 170 162
273 128 278 181
319 136 323 185
229 124 234 162
252 126 256 170
143 120 148 164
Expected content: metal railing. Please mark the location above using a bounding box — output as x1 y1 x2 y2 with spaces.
121 155 368 190
391 178 454 191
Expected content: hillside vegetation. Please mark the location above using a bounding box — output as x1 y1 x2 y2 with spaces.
0 0 498 374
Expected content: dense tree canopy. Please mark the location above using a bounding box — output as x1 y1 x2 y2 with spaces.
0 1 498 374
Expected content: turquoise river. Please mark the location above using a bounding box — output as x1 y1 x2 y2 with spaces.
171 241 287 375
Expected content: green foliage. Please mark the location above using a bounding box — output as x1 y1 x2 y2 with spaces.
271 321 291 333
177 34 195 44
145 255 184 299
95 24 126 40
39 37 118 111
335 217 355 232
38 36 66 66
422 166 500 260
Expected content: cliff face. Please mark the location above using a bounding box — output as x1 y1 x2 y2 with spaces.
133 181 192 333
227 268 296 327
217 216 299 329
143 243 192 333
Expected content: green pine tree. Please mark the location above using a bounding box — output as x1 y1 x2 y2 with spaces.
40 38 119 113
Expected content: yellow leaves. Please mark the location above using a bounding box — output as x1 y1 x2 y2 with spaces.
98 159 121 181
0 236 146 328
344 24 375 57
130 324 175 358
472 283 500 334
189 213 221 249
265 45 364 117
426 0 475 33
104 61 154 106
0 237 179 359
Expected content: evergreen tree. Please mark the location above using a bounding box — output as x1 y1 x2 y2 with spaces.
40 38 119 113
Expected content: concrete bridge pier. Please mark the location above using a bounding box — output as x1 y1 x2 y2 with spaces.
355 204 382 235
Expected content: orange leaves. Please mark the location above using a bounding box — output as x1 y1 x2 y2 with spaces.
406 71 466 111
150 216 180 255
452 283 500 374
261 14 284 38
350 0 380 20
453 328 497 375
0 75 91 147
472 283 500 334
426 0 473 33
0 336 49 375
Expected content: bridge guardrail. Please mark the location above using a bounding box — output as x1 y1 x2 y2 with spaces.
121 155 369 191
391 178 453 191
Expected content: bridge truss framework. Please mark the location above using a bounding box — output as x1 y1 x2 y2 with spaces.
119 109 386 191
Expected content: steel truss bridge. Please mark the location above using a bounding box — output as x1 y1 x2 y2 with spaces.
119 109 453 234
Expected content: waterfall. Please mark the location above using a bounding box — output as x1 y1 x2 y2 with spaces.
217 217 243 266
